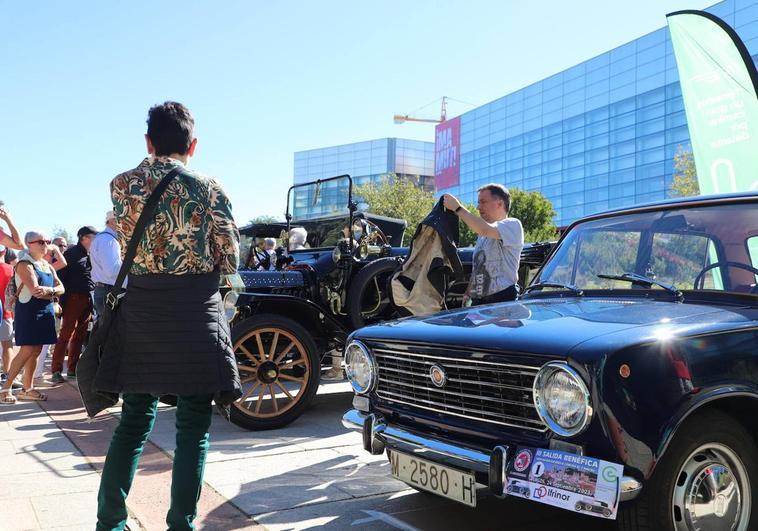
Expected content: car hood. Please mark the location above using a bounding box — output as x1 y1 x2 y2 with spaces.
355 297 758 359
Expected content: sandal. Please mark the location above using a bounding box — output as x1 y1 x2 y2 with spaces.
17 389 47 401
0 390 16 404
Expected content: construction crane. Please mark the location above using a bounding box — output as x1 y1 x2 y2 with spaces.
394 96 447 124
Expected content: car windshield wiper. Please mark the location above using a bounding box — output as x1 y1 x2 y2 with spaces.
523 281 584 296
597 272 683 301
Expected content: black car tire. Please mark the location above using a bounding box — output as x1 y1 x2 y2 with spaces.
346 257 400 330
229 314 321 431
618 409 757 531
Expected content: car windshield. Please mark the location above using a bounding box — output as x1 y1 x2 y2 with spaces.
291 176 351 221
534 201 758 297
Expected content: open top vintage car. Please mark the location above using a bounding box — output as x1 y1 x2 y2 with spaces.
343 192 758 530
226 174 554 430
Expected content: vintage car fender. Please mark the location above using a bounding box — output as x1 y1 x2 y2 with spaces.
235 291 351 345
654 385 758 474
593 324 758 480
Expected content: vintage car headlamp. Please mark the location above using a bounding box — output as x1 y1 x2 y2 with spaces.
357 242 369 260
351 219 366 241
344 340 376 395
332 245 342 263
222 290 239 323
533 362 592 437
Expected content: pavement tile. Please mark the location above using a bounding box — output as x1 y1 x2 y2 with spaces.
2 470 100 499
30 491 99 529
0 498 40 530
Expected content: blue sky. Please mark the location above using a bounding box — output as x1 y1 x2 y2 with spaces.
1 0 712 240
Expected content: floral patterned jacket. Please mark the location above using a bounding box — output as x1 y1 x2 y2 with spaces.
111 157 240 276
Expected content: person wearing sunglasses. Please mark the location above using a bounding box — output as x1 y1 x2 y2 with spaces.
0 231 64 403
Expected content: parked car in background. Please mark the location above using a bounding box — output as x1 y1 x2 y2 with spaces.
344 192 758 530
226 174 554 430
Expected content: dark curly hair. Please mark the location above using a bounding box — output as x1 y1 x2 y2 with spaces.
146 101 194 156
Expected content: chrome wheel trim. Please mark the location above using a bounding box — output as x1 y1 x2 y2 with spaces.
671 442 751 531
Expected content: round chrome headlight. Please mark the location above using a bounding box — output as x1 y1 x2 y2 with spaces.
223 290 239 323
533 362 592 437
351 219 365 241
344 340 376 395
332 245 342 263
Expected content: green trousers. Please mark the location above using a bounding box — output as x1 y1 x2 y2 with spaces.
96 393 214 531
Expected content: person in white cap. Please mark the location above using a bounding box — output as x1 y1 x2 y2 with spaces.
89 210 124 319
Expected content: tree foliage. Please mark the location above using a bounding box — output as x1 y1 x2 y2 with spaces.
457 203 478 247
357 176 558 247
51 225 74 244
458 190 557 246
671 145 699 197
509 189 558 242
248 214 282 225
355 174 436 243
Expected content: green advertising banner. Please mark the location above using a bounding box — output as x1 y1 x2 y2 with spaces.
667 10 758 194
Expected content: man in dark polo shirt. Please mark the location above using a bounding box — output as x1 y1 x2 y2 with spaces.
51 226 97 383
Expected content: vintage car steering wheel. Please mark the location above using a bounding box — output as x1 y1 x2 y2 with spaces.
362 219 390 245
692 261 758 291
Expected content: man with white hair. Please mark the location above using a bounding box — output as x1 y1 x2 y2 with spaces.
289 227 307 251
89 210 124 318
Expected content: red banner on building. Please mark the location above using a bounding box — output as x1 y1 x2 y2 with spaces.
435 116 460 190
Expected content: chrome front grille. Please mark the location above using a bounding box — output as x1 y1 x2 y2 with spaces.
373 346 547 432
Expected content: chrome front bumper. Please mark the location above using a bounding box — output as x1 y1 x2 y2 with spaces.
342 409 642 502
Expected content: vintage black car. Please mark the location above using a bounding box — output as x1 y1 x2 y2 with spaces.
226 174 553 431
343 192 758 530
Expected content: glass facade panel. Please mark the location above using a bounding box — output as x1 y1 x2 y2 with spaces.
293 138 433 219
426 0 758 228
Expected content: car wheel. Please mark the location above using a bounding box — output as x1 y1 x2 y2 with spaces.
345 257 400 329
618 409 757 531
229 314 320 430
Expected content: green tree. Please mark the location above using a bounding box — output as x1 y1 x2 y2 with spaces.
355 173 436 243
671 145 699 197
248 215 282 225
51 225 74 244
458 190 557 245
457 203 478 247
509 189 558 242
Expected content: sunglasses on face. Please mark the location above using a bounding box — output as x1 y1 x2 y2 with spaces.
29 239 52 246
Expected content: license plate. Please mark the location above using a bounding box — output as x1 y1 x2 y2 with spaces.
388 450 477 507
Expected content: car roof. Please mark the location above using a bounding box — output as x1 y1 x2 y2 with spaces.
572 191 758 228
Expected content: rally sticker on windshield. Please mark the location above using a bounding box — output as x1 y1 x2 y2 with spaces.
506 447 624 520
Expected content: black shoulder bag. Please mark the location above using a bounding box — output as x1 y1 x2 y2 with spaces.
77 167 184 418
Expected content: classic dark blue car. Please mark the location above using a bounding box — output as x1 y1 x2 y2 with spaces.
343 192 758 530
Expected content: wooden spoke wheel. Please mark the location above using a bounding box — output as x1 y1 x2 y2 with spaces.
229 314 320 430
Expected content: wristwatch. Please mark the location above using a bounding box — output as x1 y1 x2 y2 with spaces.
455 205 463 213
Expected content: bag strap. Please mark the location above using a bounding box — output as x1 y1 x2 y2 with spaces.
105 165 184 310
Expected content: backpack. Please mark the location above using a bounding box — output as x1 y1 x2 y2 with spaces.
4 266 21 314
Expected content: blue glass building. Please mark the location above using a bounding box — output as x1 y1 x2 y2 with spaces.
293 138 434 219
438 0 758 227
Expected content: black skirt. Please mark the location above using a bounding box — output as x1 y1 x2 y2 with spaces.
93 272 241 403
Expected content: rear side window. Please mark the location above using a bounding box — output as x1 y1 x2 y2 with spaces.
748 236 758 284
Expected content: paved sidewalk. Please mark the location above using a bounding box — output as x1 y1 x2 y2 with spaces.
0 380 259 531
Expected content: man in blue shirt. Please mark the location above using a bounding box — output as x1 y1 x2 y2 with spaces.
89 211 123 319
